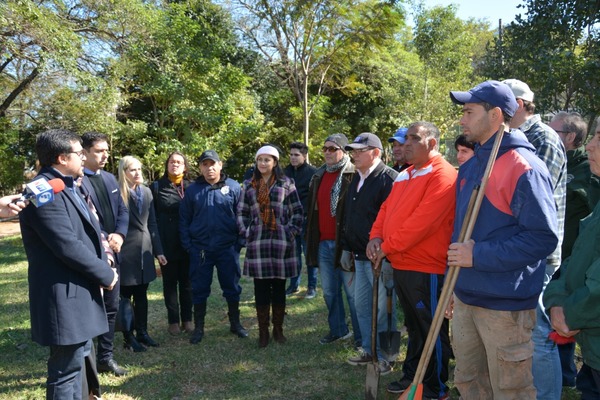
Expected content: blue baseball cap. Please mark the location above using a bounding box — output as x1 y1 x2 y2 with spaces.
388 127 408 144
450 80 519 117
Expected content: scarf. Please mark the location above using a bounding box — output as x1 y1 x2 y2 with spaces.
129 185 143 215
168 173 185 198
325 153 350 217
168 172 184 185
252 174 277 231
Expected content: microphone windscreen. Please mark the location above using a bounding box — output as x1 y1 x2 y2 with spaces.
48 179 66 194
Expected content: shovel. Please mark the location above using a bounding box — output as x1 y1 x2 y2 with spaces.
365 260 382 400
379 286 402 362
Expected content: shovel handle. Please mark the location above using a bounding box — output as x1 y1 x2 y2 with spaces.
371 260 381 363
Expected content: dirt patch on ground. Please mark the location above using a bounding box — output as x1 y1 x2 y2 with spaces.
0 219 21 238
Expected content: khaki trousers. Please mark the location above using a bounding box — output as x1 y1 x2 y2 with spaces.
452 297 536 400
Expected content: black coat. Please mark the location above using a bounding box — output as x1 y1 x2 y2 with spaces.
81 170 129 238
151 176 190 261
20 167 115 346
119 185 164 286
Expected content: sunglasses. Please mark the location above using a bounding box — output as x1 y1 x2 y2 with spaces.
349 147 374 154
322 146 341 153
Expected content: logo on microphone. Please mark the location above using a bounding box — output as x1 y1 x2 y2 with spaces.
38 192 53 205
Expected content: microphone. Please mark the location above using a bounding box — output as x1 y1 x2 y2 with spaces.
16 178 66 207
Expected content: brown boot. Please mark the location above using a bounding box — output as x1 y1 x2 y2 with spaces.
168 323 181 335
182 321 194 333
271 304 287 344
256 305 270 348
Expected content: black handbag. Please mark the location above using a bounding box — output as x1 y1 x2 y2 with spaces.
115 296 135 332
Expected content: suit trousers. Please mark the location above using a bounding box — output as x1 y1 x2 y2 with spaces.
47 339 91 400
97 265 120 363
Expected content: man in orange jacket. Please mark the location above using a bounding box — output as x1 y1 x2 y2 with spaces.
367 121 456 400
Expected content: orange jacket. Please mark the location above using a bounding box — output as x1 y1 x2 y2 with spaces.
370 154 456 274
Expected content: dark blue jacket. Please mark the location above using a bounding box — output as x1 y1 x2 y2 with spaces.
20 167 115 346
179 174 241 251
453 129 559 311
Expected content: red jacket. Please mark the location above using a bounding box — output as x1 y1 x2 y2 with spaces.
370 154 456 274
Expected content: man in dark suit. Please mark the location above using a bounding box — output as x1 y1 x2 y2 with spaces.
20 129 118 399
81 131 129 376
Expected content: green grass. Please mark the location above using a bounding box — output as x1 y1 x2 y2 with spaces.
0 234 583 399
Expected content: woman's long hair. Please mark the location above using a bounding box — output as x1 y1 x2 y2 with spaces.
162 151 190 180
252 157 284 182
118 155 142 208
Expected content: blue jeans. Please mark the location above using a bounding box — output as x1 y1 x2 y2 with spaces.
288 234 318 290
354 259 397 358
318 240 360 343
47 339 91 400
533 270 562 400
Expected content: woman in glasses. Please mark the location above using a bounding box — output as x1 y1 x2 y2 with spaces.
237 145 303 348
151 152 193 336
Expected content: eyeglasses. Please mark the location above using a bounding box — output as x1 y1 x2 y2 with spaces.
169 160 184 165
322 146 341 153
349 147 374 154
67 150 86 159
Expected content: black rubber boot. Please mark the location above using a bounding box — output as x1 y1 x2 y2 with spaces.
190 302 206 344
136 330 159 347
228 302 249 338
123 331 146 352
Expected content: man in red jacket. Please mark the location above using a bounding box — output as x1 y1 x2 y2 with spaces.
367 121 456 400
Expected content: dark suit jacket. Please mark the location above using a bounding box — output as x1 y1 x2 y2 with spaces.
120 185 164 286
20 167 115 346
82 169 129 239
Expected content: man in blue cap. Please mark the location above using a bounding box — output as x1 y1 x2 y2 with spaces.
446 80 559 399
388 127 411 172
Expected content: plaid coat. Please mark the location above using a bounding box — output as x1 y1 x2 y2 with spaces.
237 176 303 279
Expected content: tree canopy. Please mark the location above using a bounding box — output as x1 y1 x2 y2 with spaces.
1 0 598 193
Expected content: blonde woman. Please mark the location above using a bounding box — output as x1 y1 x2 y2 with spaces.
117 156 167 351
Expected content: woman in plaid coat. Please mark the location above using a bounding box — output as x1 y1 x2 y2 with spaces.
237 145 304 347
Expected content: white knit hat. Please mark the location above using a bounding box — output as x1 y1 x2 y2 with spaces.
255 145 279 161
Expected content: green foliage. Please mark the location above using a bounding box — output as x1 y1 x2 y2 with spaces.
117 0 266 180
482 0 600 122
229 0 405 145
412 5 487 131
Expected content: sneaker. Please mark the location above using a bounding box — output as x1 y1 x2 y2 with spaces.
378 360 392 376
319 331 352 344
387 378 412 394
305 288 317 299
347 351 372 366
285 286 299 296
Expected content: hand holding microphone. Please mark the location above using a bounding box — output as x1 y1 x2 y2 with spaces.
0 194 27 218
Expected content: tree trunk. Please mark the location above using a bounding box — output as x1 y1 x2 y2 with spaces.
0 67 40 118
303 77 310 163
